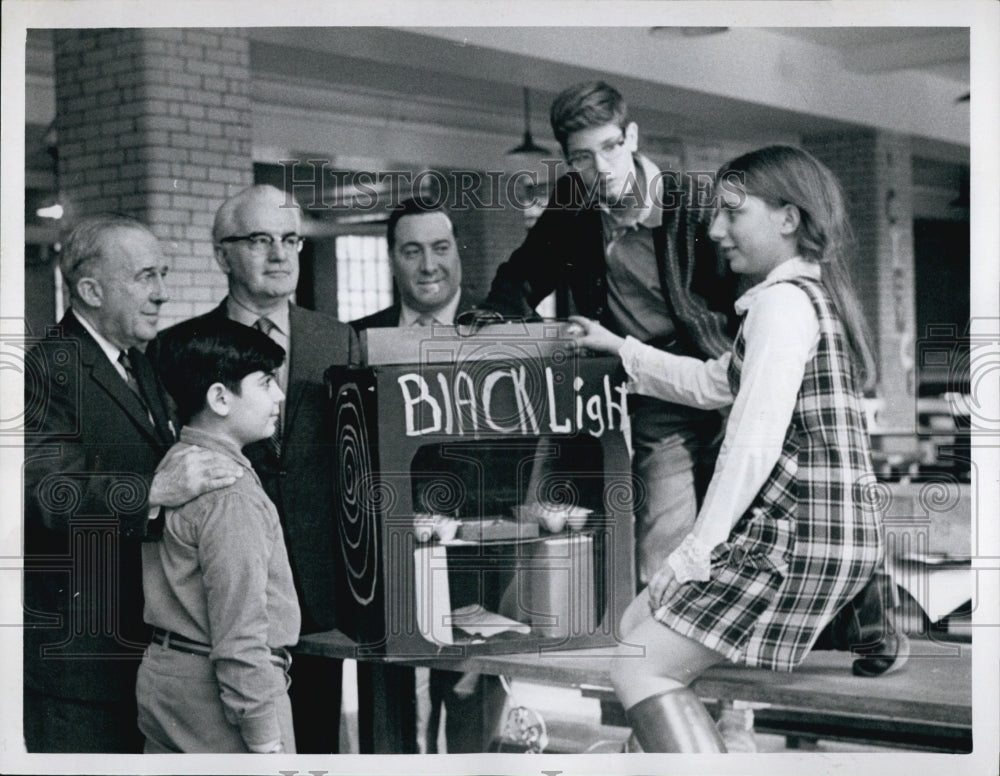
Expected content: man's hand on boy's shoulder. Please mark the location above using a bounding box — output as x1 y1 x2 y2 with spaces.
149 444 243 510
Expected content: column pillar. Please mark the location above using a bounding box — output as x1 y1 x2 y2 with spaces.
803 130 918 451
53 28 253 325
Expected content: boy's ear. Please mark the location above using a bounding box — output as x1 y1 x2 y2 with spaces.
205 382 231 417
624 120 639 153
778 203 801 235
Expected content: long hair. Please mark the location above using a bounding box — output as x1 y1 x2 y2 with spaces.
717 145 876 391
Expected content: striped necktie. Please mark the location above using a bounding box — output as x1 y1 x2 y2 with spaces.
253 317 283 456
118 349 154 422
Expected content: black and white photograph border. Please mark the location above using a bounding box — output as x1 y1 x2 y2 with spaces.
2 1 998 775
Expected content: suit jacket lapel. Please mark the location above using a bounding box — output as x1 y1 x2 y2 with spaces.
284 304 316 434
130 346 175 444
64 312 164 446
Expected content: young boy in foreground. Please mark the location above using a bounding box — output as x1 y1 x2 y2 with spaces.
137 317 300 753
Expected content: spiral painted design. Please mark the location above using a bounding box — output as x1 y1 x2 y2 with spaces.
105 473 148 513
856 473 893 516
918 475 961 514
36 473 83 514
418 473 465 515
335 383 378 606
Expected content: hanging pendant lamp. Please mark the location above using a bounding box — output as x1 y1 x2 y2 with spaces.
507 87 550 156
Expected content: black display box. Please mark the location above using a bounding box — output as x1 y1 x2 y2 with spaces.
326 322 636 657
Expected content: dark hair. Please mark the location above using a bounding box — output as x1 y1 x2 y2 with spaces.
386 196 453 250
158 317 285 424
550 81 628 152
717 145 876 390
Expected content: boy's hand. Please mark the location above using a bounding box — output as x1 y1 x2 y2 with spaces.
149 445 243 509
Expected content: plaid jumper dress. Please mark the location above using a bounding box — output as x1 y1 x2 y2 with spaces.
652 277 883 671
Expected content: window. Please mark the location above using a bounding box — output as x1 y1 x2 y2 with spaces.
336 234 393 322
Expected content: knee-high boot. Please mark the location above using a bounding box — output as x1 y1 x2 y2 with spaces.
624 687 726 753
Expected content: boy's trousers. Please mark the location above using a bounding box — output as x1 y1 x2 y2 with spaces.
136 640 295 753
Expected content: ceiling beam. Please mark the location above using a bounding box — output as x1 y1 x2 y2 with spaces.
841 30 969 74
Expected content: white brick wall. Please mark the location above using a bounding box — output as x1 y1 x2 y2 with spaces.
54 27 252 329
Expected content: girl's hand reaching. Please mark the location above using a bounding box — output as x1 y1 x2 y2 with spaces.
565 316 626 355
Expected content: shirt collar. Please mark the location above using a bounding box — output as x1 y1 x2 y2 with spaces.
73 308 130 366
734 256 822 316
600 153 664 232
179 425 254 471
399 292 461 327
226 295 291 336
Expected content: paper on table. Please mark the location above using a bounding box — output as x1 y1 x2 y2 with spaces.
413 544 453 645
448 604 531 637
889 559 971 623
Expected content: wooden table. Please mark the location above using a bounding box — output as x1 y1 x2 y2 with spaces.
296 630 973 753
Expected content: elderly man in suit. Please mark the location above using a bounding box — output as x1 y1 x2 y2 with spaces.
23 214 243 752
351 197 504 754
161 184 359 753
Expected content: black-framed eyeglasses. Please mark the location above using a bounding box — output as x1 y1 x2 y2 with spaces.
219 232 303 252
566 131 628 171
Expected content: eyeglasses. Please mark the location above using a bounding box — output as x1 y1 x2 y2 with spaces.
566 131 628 171
219 232 304 252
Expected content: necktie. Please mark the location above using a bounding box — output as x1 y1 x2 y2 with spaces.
118 350 158 428
118 350 149 407
253 317 283 457
415 313 436 327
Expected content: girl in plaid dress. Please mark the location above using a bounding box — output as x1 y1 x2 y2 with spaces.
570 145 881 752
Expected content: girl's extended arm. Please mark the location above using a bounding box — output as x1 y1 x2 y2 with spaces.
568 315 733 410
666 282 819 583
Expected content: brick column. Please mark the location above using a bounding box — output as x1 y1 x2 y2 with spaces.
53 28 253 325
803 131 918 448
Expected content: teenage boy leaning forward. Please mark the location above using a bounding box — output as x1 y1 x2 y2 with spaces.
136 317 300 754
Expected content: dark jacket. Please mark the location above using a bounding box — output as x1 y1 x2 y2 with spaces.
157 301 360 632
483 170 739 360
23 310 175 703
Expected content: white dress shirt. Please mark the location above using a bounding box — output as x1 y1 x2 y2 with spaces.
399 292 462 327
619 257 822 581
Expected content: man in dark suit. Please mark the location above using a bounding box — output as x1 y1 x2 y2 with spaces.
163 184 359 753
351 197 504 754
23 214 243 752
351 196 475 331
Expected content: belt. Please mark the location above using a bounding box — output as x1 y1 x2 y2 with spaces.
150 628 289 667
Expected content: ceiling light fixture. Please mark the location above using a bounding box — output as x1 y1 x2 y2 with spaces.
507 87 550 156
36 203 63 220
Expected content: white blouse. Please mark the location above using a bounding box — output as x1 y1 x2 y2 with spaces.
619 257 822 582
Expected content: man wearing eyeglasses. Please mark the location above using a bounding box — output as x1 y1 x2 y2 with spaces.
482 81 739 588
157 184 360 753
